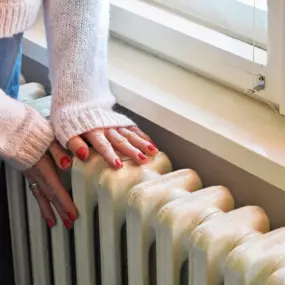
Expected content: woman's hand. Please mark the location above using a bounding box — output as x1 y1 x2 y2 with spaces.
67 126 158 168
23 141 77 229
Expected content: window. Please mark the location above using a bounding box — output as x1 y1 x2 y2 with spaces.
149 0 267 48
110 0 285 114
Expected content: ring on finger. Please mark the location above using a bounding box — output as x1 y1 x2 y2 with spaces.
29 182 40 195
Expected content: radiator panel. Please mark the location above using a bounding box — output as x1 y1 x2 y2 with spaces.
126 169 202 285
190 206 270 285
71 151 172 285
6 162 71 285
5 166 31 285
97 152 172 285
6 154 285 285
266 267 285 285
71 152 107 285
156 186 234 285
51 214 71 285
225 228 285 285
25 179 51 285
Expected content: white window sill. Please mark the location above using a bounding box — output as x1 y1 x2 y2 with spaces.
23 19 285 191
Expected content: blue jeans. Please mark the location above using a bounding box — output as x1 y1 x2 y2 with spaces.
0 33 23 99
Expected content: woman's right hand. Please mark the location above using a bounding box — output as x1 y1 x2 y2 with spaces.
23 141 78 229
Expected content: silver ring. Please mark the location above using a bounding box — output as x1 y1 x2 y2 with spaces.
29 182 38 192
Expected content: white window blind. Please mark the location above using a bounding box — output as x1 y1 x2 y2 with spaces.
150 0 267 48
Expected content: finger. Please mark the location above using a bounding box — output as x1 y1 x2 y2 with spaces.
49 141 72 170
35 155 78 222
25 177 56 228
118 128 158 156
67 136 90 161
127 126 152 142
34 190 56 228
106 128 149 165
51 200 73 229
83 129 123 168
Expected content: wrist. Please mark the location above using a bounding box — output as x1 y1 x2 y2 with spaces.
51 107 135 147
5 105 54 170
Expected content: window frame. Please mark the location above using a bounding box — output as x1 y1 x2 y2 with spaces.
266 0 285 115
110 0 272 105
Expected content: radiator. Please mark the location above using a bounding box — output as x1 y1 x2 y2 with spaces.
5 81 285 285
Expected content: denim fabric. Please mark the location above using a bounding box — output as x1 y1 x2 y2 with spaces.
0 33 23 99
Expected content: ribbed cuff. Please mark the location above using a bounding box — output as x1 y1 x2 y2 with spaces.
51 107 136 147
8 105 54 170
0 2 41 38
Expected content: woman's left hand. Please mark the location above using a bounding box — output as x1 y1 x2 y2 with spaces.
23 141 77 229
67 126 158 168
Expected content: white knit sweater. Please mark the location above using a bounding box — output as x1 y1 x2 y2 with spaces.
0 0 135 170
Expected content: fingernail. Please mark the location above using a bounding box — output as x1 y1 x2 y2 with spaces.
147 145 157 152
46 218 55 228
68 212 77 222
60 156 71 168
76 147 87 160
63 218 72 229
138 153 147 160
150 141 157 148
115 159 123 168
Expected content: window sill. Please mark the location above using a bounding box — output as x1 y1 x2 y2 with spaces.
23 19 285 191
110 0 272 104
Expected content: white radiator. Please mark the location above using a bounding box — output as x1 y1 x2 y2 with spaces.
5 81 285 285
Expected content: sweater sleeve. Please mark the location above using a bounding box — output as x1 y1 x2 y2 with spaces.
0 90 54 170
43 0 135 148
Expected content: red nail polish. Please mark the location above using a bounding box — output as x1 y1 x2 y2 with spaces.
147 145 157 152
115 159 123 168
60 156 71 168
138 153 147 160
150 141 157 148
76 147 87 160
63 218 72 229
68 212 77 222
46 219 55 228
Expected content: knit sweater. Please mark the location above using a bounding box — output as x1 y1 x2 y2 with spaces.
0 0 135 170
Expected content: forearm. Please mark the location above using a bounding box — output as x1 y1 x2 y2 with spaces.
0 90 54 170
43 0 112 107
43 0 134 147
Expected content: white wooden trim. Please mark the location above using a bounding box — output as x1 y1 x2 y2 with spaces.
266 0 285 114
